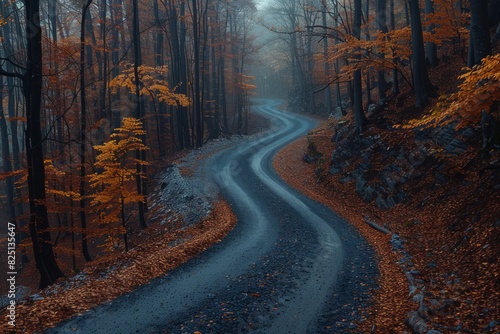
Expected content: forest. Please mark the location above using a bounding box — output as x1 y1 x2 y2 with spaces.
0 0 498 332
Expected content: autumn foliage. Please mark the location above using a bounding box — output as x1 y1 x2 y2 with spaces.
411 54 500 129
90 118 149 252
109 64 190 107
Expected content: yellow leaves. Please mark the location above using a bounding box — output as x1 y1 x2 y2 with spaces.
90 118 148 237
109 64 190 107
114 117 147 137
404 54 500 130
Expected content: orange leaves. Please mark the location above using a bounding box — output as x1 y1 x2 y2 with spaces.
90 117 148 241
326 27 412 83
421 0 468 45
405 54 500 129
109 64 190 107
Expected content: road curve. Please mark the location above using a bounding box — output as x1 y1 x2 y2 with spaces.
48 98 377 334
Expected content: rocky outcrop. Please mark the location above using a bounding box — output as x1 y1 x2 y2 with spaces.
328 121 476 209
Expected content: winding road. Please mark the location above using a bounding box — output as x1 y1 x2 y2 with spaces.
49 99 377 334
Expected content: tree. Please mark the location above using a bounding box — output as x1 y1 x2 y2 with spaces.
468 0 491 67
424 0 438 66
132 0 148 229
90 118 149 252
80 0 93 262
0 78 17 244
409 54 500 133
191 0 203 147
376 0 389 103
389 0 399 94
409 0 432 108
1 0 28 264
167 0 191 150
352 0 368 132
23 0 64 288
321 1 332 115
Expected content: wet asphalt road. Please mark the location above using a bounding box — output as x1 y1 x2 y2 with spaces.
47 99 377 334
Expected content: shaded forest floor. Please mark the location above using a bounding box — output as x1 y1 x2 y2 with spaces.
274 60 499 333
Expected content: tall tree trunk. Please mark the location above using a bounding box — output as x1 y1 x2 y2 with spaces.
219 54 228 130
425 0 438 66
1 3 28 264
333 0 344 115
405 0 410 25
99 0 108 120
80 0 93 262
364 0 373 106
111 0 121 78
377 0 389 103
390 0 399 94
47 0 64 155
109 0 122 128
25 0 64 288
0 80 17 246
203 0 218 140
132 0 148 229
192 0 203 147
468 0 491 66
353 0 368 133
153 0 167 157
322 5 332 115
409 0 431 108
170 1 191 150
210 3 221 137
219 10 229 130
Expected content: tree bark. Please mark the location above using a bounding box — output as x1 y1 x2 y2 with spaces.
353 0 368 133
169 0 191 150
80 0 93 262
409 0 431 108
192 0 203 147
390 0 399 94
377 0 389 102
468 0 491 66
322 4 332 115
210 3 221 137
333 0 344 114
0 80 17 242
153 0 167 157
425 0 438 66
99 0 108 120
0 3 27 264
132 0 148 229
25 0 64 288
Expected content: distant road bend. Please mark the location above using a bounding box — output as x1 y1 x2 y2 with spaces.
49 98 377 334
